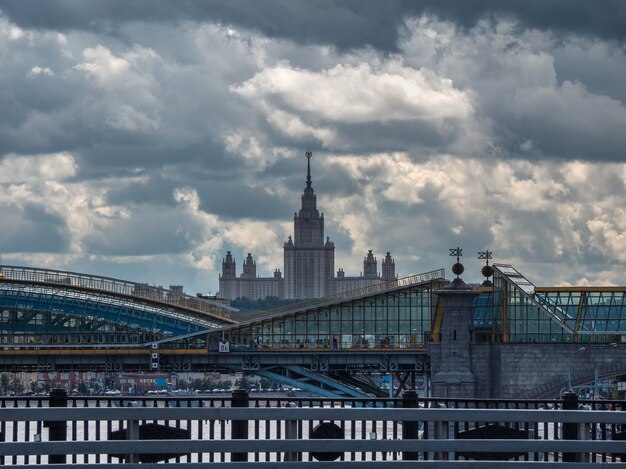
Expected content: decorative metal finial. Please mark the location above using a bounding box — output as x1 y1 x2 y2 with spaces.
305 151 312 159
478 250 494 284
449 247 462 263
449 247 464 278
478 250 492 265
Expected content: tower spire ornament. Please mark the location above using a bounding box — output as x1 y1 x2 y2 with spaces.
305 151 312 188
449 247 464 278
478 250 494 286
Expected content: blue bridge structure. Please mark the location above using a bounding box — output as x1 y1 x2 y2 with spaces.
1 263 626 399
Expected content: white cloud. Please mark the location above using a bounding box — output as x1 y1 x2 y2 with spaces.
0 152 77 183
232 60 473 123
27 66 55 78
75 44 131 82
74 44 162 131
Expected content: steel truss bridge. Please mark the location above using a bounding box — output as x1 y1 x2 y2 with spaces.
2 264 626 399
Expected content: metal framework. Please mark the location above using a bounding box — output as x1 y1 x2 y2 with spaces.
0 265 237 322
491 264 626 343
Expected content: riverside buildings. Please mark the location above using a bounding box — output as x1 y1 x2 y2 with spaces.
218 153 397 301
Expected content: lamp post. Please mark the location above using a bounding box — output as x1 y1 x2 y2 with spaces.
568 346 586 392
593 342 618 399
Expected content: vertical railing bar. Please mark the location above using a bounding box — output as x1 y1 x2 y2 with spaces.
0 399 5 466
106 398 113 463
254 399 260 462
95 398 101 464
360 411 366 461
36 398 43 465
264 399 271 462
275 403 282 462
268 397 274 462
601 419 608 463
25 398 32 465
193 399 200 463
307 409 314 462
297 400 304 460
171 399 180 463
82 398 89 464
533 410 539 462
370 416 376 461
349 399 356 461
208 399 215 463
393 398 399 461
219 399 226 462
12 398 18 466
381 399 387 461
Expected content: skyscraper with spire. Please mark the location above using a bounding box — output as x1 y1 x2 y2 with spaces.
218 152 396 301
283 151 335 299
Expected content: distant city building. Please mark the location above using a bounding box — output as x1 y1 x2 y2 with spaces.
335 250 396 293
218 153 397 301
219 252 283 300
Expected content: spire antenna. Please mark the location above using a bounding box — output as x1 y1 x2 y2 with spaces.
305 151 312 188
449 247 464 279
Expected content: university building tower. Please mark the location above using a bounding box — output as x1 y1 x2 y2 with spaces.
283 152 335 299
218 153 396 301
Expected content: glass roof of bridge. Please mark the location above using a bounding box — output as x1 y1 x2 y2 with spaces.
491 264 626 343
0 282 222 337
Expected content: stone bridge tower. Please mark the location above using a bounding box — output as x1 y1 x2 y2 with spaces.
429 253 480 398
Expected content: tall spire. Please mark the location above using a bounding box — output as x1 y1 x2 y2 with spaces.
305 151 312 188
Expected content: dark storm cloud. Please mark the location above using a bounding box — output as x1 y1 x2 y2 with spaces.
332 120 461 155
2 0 625 53
0 204 70 252
196 180 293 220
315 161 362 198
262 155 362 198
103 173 180 207
82 207 193 256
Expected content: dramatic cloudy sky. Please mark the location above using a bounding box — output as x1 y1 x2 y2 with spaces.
1 0 625 294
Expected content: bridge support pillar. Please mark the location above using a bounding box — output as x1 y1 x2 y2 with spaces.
284 401 301 461
402 390 420 460
231 389 249 462
562 391 579 462
47 388 68 464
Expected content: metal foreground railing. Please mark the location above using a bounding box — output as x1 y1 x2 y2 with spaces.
1 391 626 466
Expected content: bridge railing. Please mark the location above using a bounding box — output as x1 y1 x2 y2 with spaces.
0 264 236 322
1 391 625 466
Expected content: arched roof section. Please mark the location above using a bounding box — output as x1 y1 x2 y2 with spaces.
0 265 238 328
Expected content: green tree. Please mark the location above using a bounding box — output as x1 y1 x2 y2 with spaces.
218 379 233 390
10 375 24 395
77 382 89 395
0 373 9 395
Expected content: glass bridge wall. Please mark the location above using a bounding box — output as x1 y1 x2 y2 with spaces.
535 290 626 343
227 282 439 351
491 270 626 344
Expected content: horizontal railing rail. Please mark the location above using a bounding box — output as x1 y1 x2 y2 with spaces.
2 406 626 423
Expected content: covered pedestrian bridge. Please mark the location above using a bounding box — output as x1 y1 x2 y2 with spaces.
2 263 626 399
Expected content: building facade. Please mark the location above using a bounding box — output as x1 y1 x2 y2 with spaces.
218 153 397 301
